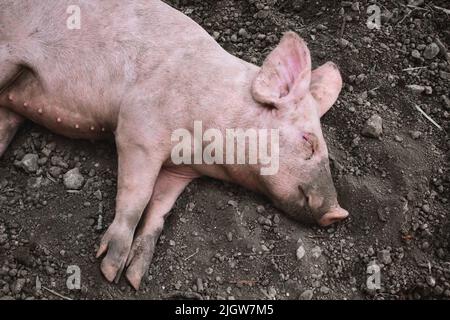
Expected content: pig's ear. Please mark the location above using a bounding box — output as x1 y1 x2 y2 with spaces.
310 62 343 117
252 32 311 108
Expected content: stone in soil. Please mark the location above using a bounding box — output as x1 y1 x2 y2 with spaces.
362 115 383 138
63 168 85 190
20 154 39 173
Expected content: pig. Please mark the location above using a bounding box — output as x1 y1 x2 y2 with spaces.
0 0 349 289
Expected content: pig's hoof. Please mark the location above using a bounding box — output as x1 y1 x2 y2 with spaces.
125 234 157 290
96 222 134 283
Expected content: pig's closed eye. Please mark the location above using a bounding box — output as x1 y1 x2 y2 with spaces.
302 134 315 160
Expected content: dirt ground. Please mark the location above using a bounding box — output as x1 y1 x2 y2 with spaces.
0 0 449 300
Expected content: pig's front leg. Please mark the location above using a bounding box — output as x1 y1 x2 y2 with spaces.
96 124 168 283
0 108 24 157
125 168 196 290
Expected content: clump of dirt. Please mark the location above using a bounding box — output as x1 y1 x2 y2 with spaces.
0 0 449 300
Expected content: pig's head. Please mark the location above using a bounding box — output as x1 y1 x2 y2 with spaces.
251 32 348 226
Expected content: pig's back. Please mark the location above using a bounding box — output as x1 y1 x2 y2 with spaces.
0 0 238 137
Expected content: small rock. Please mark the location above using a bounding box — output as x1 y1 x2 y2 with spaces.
12 278 26 294
256 205 265 214
351 2 359 11
196 278 204 292
93 190 102 200
311 246 322 259
320 286 330 294
338 38 349 48
408 0 424 6
27 177 43 189
355 74 366 85
440 71 450 81
238 28 248 38
406 84 426 94
299 289 313 300
46 266 55 275
228 200 238 208
273 214 280 224
49 166 62 178
426 276 436 287
423 43 440 60
20 154 39 173
378 249 392 265
410 131 422 139
296 245 306 260
362 114 383 138
442 95 450 110
63 168 85 190
411 49 421 59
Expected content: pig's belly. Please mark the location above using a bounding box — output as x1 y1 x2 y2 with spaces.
0 72 111 140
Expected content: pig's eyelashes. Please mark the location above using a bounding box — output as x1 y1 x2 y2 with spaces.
302 134 315 160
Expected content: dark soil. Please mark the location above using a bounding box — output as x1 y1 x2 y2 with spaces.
0 0 449 300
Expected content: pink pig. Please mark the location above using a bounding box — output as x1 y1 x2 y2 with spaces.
0 0 348 289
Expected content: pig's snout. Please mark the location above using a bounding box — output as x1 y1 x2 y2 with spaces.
299 159 349 226
317 206 349 226
298 186 348 226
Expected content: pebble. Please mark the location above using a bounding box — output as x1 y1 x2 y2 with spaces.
355 74 366 85
338 38 349 48
238 28 248 38
426 276 436 287
406 84 425 94
63 168 85 190
20 154 39 173
93 190 102 200
378 249 392 265
423 43 440 60
299 289 313 300
11 278 26 294
442 95 450 110
46 266 55 275
296 245 306 260
49 166 62 178
196 278 204 292
320 286 330 294
410 131 422 139
422 204 430 213
411 49 421 59
311 246 322 259
440 71 450 81
362 114 383 138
